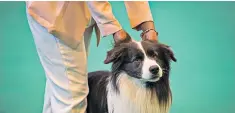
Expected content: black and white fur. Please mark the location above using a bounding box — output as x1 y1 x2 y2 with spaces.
87 39 177 113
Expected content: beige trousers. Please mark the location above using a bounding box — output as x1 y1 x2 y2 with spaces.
27 9 95 113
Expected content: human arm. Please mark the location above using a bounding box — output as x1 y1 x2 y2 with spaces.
86 1 131 43
124 1 158 42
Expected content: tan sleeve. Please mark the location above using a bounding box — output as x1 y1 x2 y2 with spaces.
124 1 153 29
86 1 122 37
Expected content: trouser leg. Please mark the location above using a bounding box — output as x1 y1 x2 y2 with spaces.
26 11 93 113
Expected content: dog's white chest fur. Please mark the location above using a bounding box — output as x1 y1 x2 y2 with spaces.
107 73 171 113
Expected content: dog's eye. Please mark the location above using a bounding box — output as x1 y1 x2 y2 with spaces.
133 56 142 62
135 58 141 62
149 51 158 59
152 53 158 58
147 50 158 59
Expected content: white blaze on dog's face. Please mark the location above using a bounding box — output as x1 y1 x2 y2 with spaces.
136 42 163 82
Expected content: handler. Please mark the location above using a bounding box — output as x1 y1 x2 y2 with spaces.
26 1 158 113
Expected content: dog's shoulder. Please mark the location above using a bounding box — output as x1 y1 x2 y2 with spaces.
88 70 111 77
88 70 111 89
88 70 111 82
87 71 110 113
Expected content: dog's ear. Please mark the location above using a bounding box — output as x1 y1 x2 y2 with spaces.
104 34 132 64
160 44 177 62
104 46 126 64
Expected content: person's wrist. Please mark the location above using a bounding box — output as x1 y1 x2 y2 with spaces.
113 29 131 43
136 21 155 31
136 21 158 42
141 29 158 42
113 29 125 42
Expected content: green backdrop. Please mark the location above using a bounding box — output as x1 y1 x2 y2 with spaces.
0 1 235 113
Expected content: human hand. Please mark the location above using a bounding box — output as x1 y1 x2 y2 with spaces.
141 29 158 42
136 21 158 42
113 29 132 44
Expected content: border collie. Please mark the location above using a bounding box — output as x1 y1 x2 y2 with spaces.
87 39 176 113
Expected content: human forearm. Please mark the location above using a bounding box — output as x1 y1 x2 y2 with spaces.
135 21 155 31
124 1 158 41
137 21 158 42
87 1 130 43
86 1 122 37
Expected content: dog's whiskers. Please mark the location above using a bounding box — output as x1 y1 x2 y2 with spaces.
162 68 169 71
162 68 169 74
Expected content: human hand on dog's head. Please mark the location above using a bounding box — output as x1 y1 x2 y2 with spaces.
113 29 132 44
136 21 158 42
141 29 158 42
113 28 158 44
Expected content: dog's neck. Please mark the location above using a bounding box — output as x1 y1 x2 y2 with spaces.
107 72 171 113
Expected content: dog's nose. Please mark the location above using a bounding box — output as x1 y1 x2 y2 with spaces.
149 65 159 75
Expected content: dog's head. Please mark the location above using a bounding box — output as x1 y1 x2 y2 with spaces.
104 40 176 82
